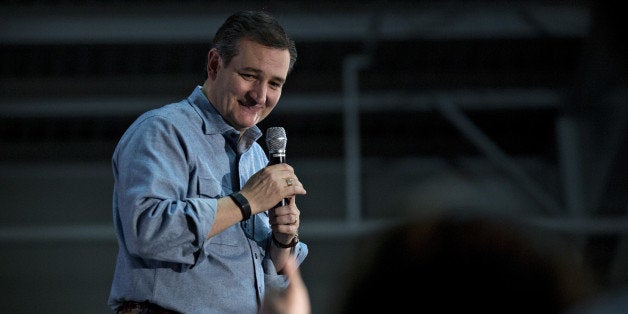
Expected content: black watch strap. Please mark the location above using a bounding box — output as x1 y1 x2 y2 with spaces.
229 192 251 221
272 233 299 248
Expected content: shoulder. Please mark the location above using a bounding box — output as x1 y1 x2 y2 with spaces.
117 100 202 149
132 101 200 131
144 100 198 122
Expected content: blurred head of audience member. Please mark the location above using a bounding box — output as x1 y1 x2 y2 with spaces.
338 208 599 313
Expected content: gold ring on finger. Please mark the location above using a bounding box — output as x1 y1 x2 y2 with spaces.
285 178 294 187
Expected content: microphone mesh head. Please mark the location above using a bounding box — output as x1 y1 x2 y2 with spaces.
266 127 287 152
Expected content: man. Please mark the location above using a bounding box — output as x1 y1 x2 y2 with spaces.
108 10 308 313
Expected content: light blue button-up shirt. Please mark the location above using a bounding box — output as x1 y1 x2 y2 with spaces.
108 86 308 313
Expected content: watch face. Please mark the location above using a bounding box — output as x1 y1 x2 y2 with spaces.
289 234 299 246
287 234 298 247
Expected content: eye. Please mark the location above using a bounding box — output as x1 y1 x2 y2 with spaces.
269 81 283 90
240 73 256 80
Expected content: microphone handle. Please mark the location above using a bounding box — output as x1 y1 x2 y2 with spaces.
269 154 286 165
269 153 289 207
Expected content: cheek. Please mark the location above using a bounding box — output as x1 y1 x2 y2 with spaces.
219 72 246 95
228 78 248 96
259 98 279 120
261 103 277 119
266 90 282 107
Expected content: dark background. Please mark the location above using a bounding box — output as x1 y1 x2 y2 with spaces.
1 1 627 313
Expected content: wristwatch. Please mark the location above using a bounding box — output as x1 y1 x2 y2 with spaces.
272 233 299 248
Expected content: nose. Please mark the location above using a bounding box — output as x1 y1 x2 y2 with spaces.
250 82 267 105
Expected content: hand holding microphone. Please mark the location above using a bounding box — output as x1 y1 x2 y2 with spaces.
265 127 304 248
238 127 306 216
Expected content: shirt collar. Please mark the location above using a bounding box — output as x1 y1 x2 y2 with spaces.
187 86 262 152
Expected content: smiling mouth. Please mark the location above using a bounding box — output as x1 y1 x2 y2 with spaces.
240 100 259 108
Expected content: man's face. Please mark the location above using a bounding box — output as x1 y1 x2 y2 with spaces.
207 39 291 133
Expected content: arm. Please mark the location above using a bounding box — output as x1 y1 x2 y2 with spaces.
115 115 214 264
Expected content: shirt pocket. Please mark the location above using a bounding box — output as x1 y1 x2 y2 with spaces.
198 176 230 198
205 226 242 251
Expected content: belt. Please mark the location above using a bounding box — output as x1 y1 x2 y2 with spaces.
117 301 177 314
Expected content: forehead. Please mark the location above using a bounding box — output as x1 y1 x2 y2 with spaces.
232 39 291 80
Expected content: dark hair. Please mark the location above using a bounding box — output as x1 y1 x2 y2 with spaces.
212 10 297 73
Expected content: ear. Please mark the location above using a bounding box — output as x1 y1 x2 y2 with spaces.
206 48 221 80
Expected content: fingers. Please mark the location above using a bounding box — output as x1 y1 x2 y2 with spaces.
269 202 300 225
270 215 299 239
272 164 306 196
241 164 306 214
283 177 306 197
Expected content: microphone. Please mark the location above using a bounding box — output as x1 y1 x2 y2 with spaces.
266 126 287 165
266 127 288 207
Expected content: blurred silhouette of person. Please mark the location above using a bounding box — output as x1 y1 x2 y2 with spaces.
337 208 598 313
